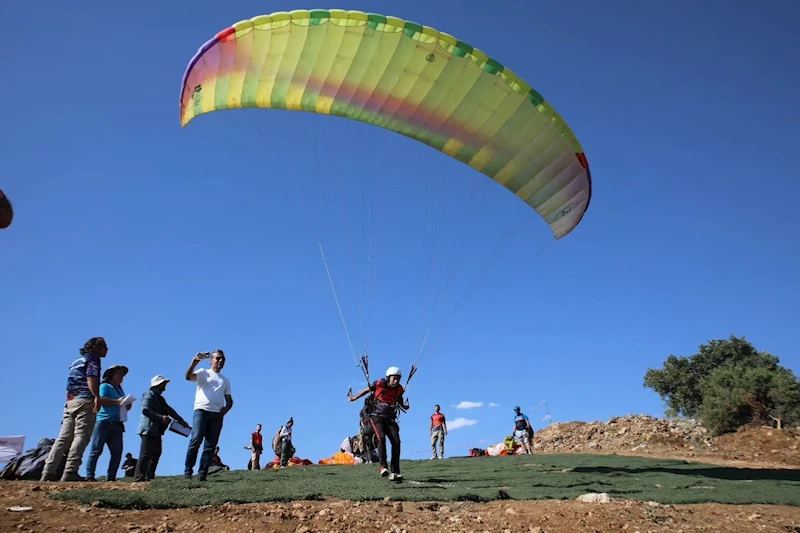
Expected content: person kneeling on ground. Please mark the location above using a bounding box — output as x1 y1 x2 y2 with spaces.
207 446 230 475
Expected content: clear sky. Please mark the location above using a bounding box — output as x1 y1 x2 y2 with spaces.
1 1 798 475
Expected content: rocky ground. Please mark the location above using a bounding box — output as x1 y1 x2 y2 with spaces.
2 415 799 533
533 415 800 468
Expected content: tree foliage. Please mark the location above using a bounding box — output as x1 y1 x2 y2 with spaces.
643 335 800 434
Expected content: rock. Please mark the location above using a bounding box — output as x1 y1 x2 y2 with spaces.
748 513 762 520
393 502 403 512
505 507 517 514
534 415 713 454
576 493 612 503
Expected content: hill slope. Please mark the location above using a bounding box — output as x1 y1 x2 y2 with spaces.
533 414 800 467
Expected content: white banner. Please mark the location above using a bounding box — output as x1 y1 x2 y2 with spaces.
0 436 25 463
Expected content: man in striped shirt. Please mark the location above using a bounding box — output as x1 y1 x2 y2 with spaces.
41 337 109 482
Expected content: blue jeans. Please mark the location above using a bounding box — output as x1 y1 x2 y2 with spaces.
184 410 224 477
85 420 124 480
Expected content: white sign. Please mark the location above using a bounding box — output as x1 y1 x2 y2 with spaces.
0 436 25 463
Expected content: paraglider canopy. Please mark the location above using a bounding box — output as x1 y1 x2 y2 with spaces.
0 189 13 229
179 9 592 240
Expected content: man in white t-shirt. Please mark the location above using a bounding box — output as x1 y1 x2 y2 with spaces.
183 349 234 481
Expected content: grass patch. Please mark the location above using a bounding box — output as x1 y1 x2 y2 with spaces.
51 454 800 509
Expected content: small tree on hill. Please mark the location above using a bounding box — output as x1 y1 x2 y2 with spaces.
643 335 800 435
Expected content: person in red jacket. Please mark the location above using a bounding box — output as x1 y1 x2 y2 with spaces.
349 366 409 481
430 404 448 459
249 424 263 470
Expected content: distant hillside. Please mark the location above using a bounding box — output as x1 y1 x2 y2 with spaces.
533 414 800 467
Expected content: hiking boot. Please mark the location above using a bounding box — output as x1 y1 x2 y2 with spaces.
85 477 97 482
380 467 389 477
60 473 85 482
198 475 207 482
184 473 192 480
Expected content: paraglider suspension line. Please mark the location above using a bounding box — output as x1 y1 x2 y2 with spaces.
318 240 358 364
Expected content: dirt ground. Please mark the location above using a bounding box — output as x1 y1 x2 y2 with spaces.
3 421 799 533
2 484 800 533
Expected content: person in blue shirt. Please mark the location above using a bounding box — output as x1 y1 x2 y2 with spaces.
512 406 533 454
84 365 130 481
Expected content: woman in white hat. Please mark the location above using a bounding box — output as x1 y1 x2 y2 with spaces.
133 375 189 482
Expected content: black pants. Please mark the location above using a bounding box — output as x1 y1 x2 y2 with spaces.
370 417 401 473
133 435 162 482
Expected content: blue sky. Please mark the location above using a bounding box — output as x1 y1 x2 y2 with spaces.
1 0 798 475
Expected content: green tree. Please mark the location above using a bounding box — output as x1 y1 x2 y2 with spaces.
643 335 800 434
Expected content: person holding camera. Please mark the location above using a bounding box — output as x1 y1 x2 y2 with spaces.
184 350 233 481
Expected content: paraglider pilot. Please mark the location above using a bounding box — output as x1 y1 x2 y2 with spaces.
349 366 409 481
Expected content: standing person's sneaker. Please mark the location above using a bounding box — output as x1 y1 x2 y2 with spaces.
60 473 85 482
184 473 192 480
389 473 403 481
380 467 389 477
198 475 207 482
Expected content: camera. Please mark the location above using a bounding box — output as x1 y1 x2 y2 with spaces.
197 351 211 360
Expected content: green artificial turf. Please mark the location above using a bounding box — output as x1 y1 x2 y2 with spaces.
51 454 800 509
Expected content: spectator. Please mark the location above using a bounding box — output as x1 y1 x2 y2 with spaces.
184 350 233 481
85 365 130 481
41 337 109 482
121 453 137 478
134 375 189 482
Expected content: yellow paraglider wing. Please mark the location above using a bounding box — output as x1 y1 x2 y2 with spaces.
179 9 592 239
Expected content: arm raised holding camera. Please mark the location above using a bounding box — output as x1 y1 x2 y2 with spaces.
185 352 209 381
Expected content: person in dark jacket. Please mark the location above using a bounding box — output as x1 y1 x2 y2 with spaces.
133 375 188 482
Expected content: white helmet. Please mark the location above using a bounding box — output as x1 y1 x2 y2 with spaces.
385 366 402 378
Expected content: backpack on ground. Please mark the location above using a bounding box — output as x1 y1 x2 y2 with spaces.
1 438 61 480
271 428 282 456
